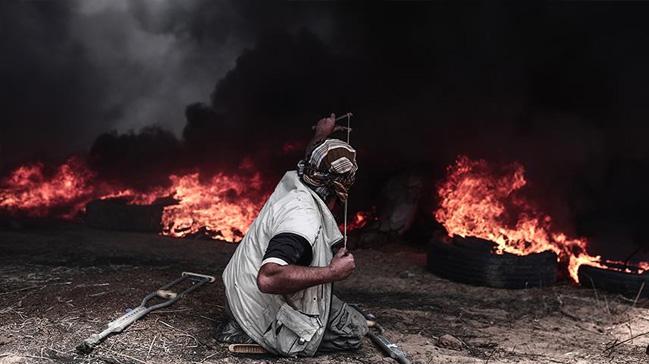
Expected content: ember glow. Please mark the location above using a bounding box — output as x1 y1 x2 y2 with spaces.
434 156 615 283
0 159 267 243
343 210 374 232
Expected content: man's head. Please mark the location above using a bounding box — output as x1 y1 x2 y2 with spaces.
298 138 357 204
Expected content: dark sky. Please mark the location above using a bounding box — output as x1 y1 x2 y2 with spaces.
3 1 649 243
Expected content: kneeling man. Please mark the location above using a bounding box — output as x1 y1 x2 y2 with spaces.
222 114 368 356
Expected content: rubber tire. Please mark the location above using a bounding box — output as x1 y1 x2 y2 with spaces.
427 236 559 289
578 264 649 298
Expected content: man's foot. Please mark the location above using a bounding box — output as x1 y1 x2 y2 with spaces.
215 320 254 344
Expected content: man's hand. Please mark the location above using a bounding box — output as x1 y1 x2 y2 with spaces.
313 113 351 137
306 113 351 157
328 247 356 281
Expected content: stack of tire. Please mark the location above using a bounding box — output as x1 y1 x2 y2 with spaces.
426 236 559 289
578 263 649 298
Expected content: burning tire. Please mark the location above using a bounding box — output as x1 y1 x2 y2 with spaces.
578 264 649 298
427 236 559 289
84 198 166 233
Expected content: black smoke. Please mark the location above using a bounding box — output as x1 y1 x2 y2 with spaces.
0 1 105 166
4 1 649 252
0 0 249 167
89 126 181 190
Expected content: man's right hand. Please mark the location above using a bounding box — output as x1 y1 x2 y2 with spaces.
329 247 356 281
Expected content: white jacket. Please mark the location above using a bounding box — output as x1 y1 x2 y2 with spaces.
222 171 342 356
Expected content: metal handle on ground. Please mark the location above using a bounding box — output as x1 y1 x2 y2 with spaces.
77 271 215 353
351 304 412 364
183 271 216 283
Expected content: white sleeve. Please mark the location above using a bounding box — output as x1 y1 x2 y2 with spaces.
260 257 289 267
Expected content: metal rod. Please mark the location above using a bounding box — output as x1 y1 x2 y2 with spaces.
336 112 353 121
343 113 351 249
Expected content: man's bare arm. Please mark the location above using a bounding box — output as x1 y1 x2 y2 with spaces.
257 248 355 295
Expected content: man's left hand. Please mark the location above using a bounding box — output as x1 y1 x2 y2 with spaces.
312 113 351 139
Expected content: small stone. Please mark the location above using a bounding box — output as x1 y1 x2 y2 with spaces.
0 355 24 364
436 334 463 351
399 270 416 278
0 335 11 345
367 355 386 363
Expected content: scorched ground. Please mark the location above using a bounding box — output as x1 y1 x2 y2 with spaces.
1 224 648 363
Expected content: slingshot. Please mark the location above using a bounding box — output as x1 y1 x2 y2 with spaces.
311 112 353 248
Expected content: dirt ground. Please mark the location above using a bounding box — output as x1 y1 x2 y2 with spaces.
2 223 649 363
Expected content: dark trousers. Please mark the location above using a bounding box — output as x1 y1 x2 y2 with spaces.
221 295 368 352
318 295 369 352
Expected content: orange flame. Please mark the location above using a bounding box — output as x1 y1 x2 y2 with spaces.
0 159 267 242
434 156 610 283
0 157 95 218
159 172 266 242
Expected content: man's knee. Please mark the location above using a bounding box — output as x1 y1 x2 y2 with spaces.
319 297 368 352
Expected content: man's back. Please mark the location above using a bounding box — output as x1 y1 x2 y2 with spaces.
223 170 341 356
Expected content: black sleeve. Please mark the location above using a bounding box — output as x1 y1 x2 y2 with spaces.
262 232 313 266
